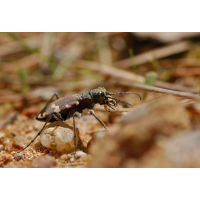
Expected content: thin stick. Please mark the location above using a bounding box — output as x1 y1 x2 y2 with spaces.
74 60 198 94
159 58 200 68
113 40 191 68
118 80 200 100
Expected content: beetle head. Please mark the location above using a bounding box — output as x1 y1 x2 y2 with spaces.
91 87 142 111
90 87 107 104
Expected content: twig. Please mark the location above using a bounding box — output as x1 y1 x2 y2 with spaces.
118 80 200 100
74 60 198 93
153 81 197 93
159 58 200 68
113 40 191 68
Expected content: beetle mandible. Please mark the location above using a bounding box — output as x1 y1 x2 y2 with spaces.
14 87 141 159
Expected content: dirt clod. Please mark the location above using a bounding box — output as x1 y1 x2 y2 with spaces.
88 95 191 167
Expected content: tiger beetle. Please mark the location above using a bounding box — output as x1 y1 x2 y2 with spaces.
13 87 141 160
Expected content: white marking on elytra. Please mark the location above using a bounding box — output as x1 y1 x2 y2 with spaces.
51 104 61 112
38 112 46 118
66 101 79 108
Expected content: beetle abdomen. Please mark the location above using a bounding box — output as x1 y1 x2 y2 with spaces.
36 95 79 121
47 95 79 113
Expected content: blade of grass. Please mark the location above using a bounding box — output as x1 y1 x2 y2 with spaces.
143 71 158 99
53 42 84 79
150 58 161 71
18 66 29 95
39 32 57 73
129 48 137 74
3 33 38 53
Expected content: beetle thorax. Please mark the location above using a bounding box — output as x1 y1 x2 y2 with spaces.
80 91 95 109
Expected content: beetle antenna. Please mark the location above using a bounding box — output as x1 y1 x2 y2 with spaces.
107 92 142 100
107 96 133 107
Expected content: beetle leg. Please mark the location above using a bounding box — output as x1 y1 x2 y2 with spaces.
52 112 64 122
13 112 59 154
36 93 60 120
88 109 109 131
73 112 82 161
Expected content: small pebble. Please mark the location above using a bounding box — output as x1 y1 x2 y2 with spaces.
41 125 80 153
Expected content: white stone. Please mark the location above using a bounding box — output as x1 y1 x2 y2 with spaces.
41 122 79 153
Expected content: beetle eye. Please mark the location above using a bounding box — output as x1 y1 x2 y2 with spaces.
98 91 104 97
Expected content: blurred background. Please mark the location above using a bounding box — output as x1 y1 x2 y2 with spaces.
1 32 200 109
1 32 200 167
